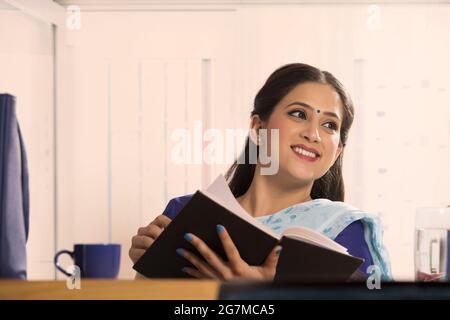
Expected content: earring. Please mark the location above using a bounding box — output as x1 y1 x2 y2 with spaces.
249 128 259 145
258 133 264 146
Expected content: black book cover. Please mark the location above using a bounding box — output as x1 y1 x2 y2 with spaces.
275 236 365 283
133 191 279 278
133 187 365 282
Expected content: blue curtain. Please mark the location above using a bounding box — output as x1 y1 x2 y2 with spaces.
0 94 29 279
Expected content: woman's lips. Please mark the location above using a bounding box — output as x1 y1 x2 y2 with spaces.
291 146 320 162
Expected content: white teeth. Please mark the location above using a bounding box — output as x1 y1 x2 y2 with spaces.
292 146 317 158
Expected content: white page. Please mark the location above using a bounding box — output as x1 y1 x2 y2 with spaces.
202 175 279 239
282 226 348 254
203 175 248 217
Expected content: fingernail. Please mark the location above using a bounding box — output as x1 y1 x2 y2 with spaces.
275 246 282 255
184 233 193 242
216 224 224 234
181 267 189 273
176 248 184 257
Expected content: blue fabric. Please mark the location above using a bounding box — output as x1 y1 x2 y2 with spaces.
162 194 390 279
0 94 29 279
163 194 193 220
334 220 373 275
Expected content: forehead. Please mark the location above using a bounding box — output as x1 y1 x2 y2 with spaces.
278 82 343 117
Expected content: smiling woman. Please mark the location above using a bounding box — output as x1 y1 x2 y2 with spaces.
129 63 393 282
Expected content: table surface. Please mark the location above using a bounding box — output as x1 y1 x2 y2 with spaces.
0 279 220 300
3 280 450 300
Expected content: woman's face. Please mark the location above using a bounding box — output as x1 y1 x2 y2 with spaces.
256 81 344 186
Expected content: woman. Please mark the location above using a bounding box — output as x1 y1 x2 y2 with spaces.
129 63 392 281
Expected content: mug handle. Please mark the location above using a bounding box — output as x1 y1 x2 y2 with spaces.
54 250 75 277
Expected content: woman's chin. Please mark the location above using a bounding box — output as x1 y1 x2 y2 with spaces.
285 169 315 185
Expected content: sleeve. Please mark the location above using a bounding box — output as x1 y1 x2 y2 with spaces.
162 194 194 219
334 220 374 276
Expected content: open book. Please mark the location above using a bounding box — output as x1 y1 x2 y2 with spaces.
133 175 364 282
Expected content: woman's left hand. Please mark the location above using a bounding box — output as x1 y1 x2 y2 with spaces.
177 225 282 281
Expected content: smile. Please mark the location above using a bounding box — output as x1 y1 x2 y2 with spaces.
291 146 320 162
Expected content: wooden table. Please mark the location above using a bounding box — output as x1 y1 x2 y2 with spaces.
3 280 450 300
0 279 220 300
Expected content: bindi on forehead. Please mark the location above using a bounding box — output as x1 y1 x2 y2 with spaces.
285 101 340 121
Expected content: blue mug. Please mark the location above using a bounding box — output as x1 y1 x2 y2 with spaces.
54 244 121 278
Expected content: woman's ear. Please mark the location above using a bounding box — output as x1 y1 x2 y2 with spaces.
249 115 265 145
333 144 343 163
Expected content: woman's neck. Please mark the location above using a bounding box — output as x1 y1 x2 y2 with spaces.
236 169 313 218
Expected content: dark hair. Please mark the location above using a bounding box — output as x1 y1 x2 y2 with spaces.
225 63 355 201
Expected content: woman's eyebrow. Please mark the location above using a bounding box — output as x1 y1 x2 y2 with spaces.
286 101 341 121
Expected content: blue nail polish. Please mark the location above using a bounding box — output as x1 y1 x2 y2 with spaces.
217 224 224 233
176 248 184 257
184 233 193 242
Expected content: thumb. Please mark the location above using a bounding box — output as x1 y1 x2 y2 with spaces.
263 245 282 269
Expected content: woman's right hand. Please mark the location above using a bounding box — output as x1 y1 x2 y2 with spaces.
129 214 172 265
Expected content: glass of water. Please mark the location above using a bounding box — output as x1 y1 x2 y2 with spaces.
415 207 450 282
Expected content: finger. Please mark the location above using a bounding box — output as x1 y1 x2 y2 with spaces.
138 224 163 239
181 267 204 279
263 245 282 270
153 214 172 229
129 248 146 264
176 248 219 279
216 225 246 273
131 235 154 249
184 233 232 279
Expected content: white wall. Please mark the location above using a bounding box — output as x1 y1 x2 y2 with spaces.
56 10 238 279
0 6 54 279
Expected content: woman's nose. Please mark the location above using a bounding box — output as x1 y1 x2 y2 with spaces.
301 125 321 143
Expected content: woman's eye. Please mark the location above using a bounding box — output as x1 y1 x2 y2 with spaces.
289 110 306 119
323 122 338 131
289 110 338 131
